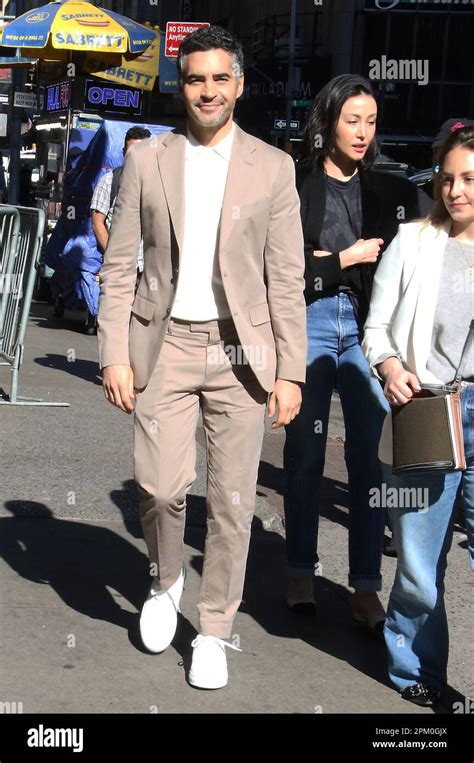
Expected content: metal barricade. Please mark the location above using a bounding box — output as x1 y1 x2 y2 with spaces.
0 205 69 406
0 206 20 333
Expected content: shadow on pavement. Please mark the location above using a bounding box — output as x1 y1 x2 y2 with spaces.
110 480 141 537
0 501 147 642
29 301 90 336
102 481 474 713
2 491 464 713
34 354 102 385
108 485 393 702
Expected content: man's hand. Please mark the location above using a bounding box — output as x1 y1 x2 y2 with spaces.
377 357 421 406
102 364 135 413
267 379 302 429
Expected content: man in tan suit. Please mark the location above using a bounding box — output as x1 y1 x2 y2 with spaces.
98 26 306 689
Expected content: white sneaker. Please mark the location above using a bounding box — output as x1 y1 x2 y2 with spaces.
139 566 186 654
188 634 241 689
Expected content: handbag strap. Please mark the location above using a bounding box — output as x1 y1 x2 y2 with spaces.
455 319 474 383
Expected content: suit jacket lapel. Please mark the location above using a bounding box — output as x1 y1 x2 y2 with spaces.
219 125 256 255
156 130 186 254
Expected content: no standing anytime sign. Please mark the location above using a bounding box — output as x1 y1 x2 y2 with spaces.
165 22 210 58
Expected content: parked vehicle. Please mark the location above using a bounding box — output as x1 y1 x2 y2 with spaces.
408 167 434 199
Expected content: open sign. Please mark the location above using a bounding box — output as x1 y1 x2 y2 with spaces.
84 79 142 116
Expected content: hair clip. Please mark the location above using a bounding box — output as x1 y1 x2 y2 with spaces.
450 121 465 134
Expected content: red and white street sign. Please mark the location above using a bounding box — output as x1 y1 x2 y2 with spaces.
165 22 210 58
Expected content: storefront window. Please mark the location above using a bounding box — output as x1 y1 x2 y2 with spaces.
414 15 446 82
445 17 474 81
361 8 474 133
443 84 472 118
377 82 411 129
386 15 414 61
361 14 388 74
410 83 439 129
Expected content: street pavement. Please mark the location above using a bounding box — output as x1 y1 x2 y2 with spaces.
0 301 472 715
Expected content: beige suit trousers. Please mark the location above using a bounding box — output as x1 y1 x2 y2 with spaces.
134 317 267 638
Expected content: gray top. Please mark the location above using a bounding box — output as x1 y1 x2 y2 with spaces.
319 173 362 252
427 238 474 383
319 173 363 301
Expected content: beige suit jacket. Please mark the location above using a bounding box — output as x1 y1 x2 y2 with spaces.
98 123 307 392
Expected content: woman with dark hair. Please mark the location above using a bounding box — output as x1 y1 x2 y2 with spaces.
283 74 420 631
363 124 474 705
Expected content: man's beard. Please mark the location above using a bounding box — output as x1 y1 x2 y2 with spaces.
191 101 231 128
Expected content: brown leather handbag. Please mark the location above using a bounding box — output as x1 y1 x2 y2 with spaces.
392 320 473 475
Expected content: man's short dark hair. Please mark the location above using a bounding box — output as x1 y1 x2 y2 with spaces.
177 25 244 83
124 126 151 145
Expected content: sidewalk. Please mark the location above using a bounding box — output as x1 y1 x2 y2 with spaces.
0 302 472 713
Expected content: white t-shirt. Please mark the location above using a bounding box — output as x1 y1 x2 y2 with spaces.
170 124 235 321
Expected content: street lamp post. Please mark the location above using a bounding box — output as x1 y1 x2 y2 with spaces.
7 0 26 204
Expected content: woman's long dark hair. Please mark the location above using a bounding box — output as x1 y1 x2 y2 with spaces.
302 74 379 170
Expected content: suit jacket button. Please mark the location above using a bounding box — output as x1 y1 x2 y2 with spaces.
170 278 175 284
166 308 171 314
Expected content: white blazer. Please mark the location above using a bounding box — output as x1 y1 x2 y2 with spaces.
362 219 452 463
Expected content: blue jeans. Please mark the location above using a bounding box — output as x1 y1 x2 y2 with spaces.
384 384 474 691
283 294 389 591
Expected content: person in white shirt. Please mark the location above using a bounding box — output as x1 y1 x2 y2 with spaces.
98 26 306 690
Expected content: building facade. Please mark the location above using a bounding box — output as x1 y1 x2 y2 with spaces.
1 0 473 163
190 0 474 163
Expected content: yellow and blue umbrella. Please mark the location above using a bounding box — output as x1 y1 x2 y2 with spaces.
0 0 155 54
0 1 160 177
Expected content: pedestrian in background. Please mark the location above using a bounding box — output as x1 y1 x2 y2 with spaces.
363 124 474 706
90 126 151 336
91 125 151 271
283 74 421 634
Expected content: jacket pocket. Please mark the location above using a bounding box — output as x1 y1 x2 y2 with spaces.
131 293 156 322
249 302 271 326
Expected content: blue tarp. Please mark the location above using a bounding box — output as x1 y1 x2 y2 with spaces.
45 119 171 315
